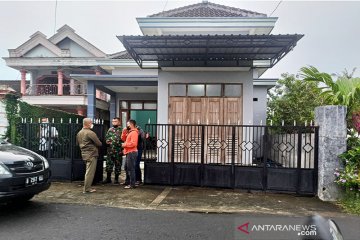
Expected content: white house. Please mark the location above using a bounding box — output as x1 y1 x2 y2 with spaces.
3 1 302 130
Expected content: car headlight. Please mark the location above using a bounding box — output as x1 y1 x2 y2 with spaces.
41 157 50 169
0 163 12 176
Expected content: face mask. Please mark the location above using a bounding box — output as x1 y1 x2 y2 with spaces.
126 126 131 130
90 124 94 129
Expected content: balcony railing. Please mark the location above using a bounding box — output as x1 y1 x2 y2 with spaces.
25 84 87 96
1 83 110 102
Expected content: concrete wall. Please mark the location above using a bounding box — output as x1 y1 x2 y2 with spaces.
157 69 254 124
253 85 268 125
315 105 347 201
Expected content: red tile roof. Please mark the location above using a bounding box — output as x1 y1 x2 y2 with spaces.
149 1 266 18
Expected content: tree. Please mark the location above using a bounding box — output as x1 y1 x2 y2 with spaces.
267 73 327 126
300 66 360 133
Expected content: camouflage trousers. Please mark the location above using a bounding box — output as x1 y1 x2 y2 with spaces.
105 154 123 175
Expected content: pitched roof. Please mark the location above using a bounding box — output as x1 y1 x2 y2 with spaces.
107 50 133 59
148 1 266 18
8 24 106 58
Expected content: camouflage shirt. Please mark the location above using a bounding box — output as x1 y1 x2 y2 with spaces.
105 127 123 155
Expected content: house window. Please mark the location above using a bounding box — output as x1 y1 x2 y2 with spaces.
206 84 222 97
169 84 186 96
188 84 205 96
130 102 143 109
120 101 128 109
224 84 242 97
144 103 157 110
169 83 242 97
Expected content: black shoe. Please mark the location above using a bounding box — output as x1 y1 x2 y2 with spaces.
102 173 112 184
114 174 120 184
102 179 112 184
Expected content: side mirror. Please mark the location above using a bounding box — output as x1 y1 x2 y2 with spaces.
302 215 343 240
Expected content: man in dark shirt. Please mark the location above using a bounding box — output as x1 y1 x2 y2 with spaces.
76 118 102 193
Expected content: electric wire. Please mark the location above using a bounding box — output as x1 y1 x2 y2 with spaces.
269 1 282 17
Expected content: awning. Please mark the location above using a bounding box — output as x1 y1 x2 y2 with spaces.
117 34 303 69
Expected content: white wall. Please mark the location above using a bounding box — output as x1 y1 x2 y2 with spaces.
112 67 158 76
157 69 254 125
0 101 8 137
57 38 94 57
253 85 268 125
23 45 57 57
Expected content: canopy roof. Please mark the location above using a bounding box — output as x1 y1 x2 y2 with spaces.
117 34 303 69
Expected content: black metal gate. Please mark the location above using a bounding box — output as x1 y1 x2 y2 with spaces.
16 119 107 182
144 124 319 195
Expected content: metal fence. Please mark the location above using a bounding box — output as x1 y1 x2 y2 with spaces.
16 120 107 182
144 124 319 195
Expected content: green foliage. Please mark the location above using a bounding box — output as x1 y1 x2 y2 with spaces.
267 73 327 126
339 191 360 215
18 101 82 123
2 93 83 143
300 66 360 117
2 93 22 143
334 132 360 192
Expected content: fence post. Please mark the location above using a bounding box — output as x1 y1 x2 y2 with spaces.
200 125 205 187
231 126 236 188
314 127 319 194
25 122 30 150
296 127 303 194
262 126 269 191
315 106 347 201
70 123 75 182
170 125 175 185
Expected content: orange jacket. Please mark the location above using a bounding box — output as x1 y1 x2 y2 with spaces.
122 128 138 154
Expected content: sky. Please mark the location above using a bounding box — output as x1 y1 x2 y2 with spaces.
0 0 360 80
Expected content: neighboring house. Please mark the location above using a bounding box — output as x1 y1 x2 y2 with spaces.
3 1 302 130
0 84 17 137
2 25 110 118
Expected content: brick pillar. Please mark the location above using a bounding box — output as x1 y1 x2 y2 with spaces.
57 69 63 95
315 105 347 201
20 69 26 95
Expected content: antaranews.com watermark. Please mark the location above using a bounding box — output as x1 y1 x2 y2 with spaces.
234 215 343 240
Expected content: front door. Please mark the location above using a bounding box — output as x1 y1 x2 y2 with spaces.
169 96 242 164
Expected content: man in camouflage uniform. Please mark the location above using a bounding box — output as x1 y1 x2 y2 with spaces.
103 117 123 184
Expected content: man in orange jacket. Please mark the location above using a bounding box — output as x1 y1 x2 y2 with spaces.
121 119 138 189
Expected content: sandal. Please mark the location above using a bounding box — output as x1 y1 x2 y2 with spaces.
83 189 97 193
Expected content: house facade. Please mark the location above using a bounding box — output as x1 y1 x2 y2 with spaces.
3 1 302 130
